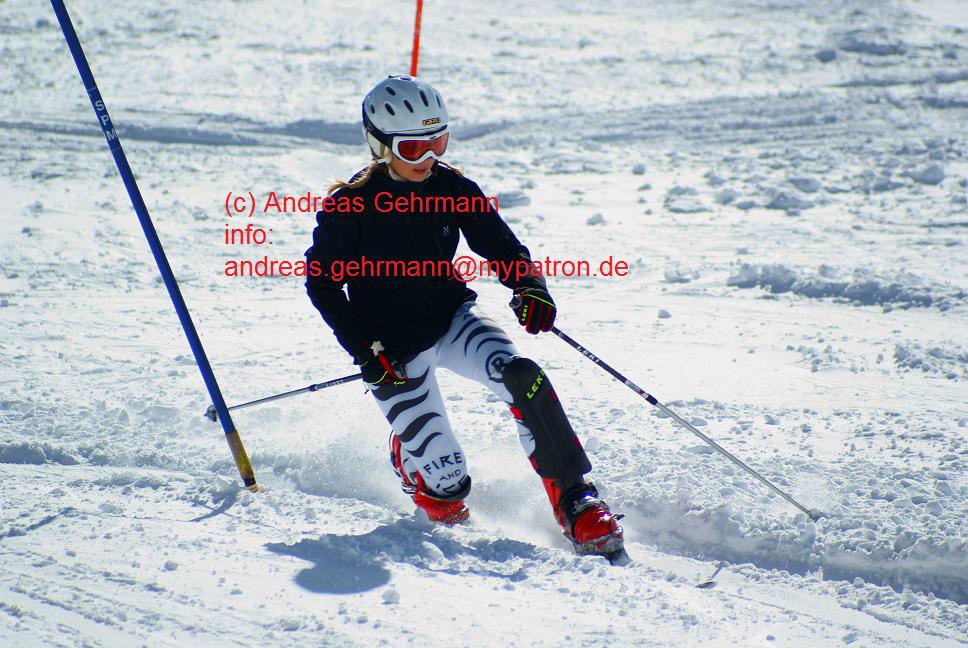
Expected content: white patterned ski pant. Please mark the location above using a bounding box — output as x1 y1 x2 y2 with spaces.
368 300 536 498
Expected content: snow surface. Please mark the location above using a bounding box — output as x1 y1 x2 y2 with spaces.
2 0 967 646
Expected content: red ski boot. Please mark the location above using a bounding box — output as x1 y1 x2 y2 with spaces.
543 477 627 564
390 434 469 525
411 488 470 525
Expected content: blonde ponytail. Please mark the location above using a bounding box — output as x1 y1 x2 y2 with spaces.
327 161 385 194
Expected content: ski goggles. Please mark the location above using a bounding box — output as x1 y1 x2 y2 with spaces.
390 128 449 164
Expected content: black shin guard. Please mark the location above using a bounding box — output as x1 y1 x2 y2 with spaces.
502 357 592 479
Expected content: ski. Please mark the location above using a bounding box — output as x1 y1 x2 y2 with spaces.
570 527 628 566
605 547 630 567
696 561 726 588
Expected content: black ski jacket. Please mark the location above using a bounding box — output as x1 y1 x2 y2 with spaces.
305 163 545 361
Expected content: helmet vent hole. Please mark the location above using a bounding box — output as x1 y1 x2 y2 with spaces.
384 103 395 116
386 87 396 96
419 90 429 106
403 99 414 113
368 104 375 114
435 93 442 107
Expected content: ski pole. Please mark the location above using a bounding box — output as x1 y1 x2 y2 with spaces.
550 326 822 521
205 373 363 422
51 0 257 491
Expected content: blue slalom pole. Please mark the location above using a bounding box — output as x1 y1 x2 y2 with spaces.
50 0 257 491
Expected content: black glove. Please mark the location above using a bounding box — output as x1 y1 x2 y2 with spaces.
509 287 557 334
354 341 408 386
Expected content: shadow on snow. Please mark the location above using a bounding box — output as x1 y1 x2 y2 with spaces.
265 517 540 595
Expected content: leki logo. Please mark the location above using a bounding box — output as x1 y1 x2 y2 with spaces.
422 117 441 126
526 370 544 400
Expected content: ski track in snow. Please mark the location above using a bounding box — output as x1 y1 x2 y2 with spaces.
2 0 968 645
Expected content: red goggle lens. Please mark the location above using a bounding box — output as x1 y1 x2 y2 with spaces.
396 133 449 161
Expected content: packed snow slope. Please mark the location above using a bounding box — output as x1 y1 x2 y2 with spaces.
2 0 967 645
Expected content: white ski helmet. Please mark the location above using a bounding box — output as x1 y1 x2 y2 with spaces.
361 75 448 162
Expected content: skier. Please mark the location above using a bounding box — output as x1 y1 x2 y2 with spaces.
305 75 625 561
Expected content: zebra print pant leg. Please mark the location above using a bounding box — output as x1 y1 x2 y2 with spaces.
368 348 470 499
436 301 537 457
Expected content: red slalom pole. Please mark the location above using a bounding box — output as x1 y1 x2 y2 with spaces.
410 0 423 76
